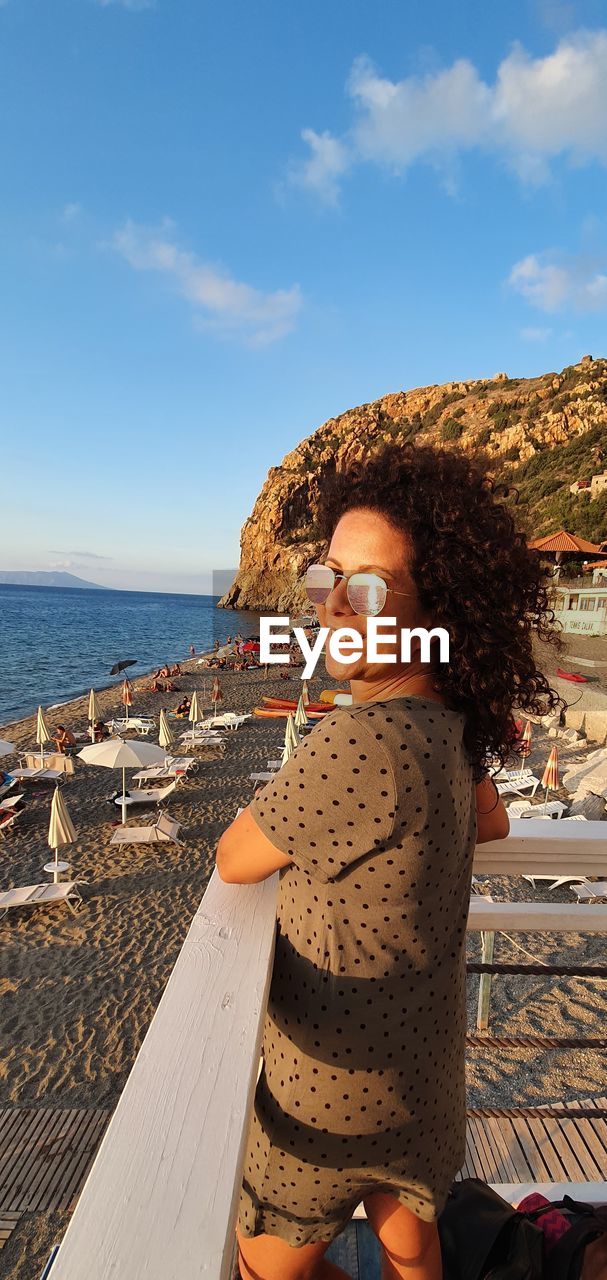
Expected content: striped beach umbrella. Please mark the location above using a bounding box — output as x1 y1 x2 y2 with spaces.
121 678 133 723
541 745 559 812
88 689 99 743
158 708 175 752
520 720 533 758
36 706 51 767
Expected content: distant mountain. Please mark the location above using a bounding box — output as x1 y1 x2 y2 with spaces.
0 571 106 589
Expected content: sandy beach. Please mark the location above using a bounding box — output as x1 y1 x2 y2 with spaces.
1 651 606 1278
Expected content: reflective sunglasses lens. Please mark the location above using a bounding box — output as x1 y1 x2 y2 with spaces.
305 564 335 604
347 573 387 616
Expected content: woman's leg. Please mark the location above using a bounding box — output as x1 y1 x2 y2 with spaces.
236 1224 352 1280
362 1193 442 1280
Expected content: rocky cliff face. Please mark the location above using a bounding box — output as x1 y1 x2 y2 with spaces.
219 356 607 614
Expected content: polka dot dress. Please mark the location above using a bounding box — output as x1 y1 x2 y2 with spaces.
237 696 477 1249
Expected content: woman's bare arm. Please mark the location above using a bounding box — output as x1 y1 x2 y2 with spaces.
475 776 510 844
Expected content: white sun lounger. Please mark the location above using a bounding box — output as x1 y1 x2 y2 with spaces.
108 717 156 736
109 813 184 847
0 880 85 919
495 774 540 799
569 879 607 902
508 800 567 820
250 772 276 784
9 767 64 784
114 781 177 808
133 757 199 785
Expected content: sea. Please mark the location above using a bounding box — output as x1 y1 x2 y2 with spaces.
0 585 260 726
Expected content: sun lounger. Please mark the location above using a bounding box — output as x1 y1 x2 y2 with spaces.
133 756 199 785
113 781 177 809
569 879 607 902
250 772 276 784
108 717 156 736
22 752 75 774
507 799 567 820
0 880 85 919
10 767 64 784
495 773 540 799
0 796 25 839
179 730 226 749
109 813 184 847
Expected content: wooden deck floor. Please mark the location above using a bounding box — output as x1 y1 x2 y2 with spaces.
0 1106 110 1213
326 1220 381 1278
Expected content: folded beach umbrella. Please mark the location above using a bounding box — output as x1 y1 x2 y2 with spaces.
519 720 532 759
541 745 559 813
88 689 99 743
48 785 77 881
78 739 167 825
284 712 298 755
158 708 175 752
121 678 133 723
301 680 310 707
0 739 15 759
294 694 309 731
36 705 52 768
189 691 202 728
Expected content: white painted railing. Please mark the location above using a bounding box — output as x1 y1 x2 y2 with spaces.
48 821 607 1279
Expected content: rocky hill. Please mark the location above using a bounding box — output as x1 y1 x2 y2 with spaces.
219 356 607 614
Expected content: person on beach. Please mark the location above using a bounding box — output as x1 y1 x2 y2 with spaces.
53 724 77 755
190 644 196 657
216 442 564 1280
93 720 110 742
173 695 191 717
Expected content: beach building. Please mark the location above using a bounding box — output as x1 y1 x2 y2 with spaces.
551 582 607 636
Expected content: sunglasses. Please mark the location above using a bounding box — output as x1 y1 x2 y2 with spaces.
304 563 412 617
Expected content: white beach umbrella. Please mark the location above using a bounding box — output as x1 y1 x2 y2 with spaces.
158 708 175 752
36 706 52 767
88 689 99 743
48 785 77 882
78 739 167 824
281 737 295 767
294 694 309 731
301 680 310 707
284 713 298 754
0 739 15 759
189 691 202 728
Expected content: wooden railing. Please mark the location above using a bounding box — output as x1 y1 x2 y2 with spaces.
47 820 607 1279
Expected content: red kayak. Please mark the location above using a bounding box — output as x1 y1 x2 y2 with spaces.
261 697 330 713
556 667 588 683
254 707 326 720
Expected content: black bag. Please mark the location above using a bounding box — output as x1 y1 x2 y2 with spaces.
536 1195 607 1280
438 1179 544 1279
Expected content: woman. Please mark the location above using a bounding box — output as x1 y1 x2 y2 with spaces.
217 443 563 1280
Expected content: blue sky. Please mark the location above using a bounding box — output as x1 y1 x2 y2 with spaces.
1 0 607 591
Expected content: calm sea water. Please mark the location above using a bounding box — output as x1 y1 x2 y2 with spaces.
0 585 260 725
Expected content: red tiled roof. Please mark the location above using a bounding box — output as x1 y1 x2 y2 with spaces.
528 530 603 554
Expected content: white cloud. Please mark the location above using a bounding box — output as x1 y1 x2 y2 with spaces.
61 202 82 223
509 251 607 312
109 219 302 345
520 325 553 341
291 31 607 200
289 129 351 205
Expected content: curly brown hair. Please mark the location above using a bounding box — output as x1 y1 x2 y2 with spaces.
314 441 566 782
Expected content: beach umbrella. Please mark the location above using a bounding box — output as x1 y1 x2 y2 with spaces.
541 745 560 814
36 706 52 767
301 680 310 707
78 739 167 825
189 691 202 728
88 689 99 743
0 739 15 759
520 720 532 758
47 785 77 883
294 694 309 731
121 678 133 724
158 708 175 752
212 677 223 718
284 713 298 755
110 659 137 676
